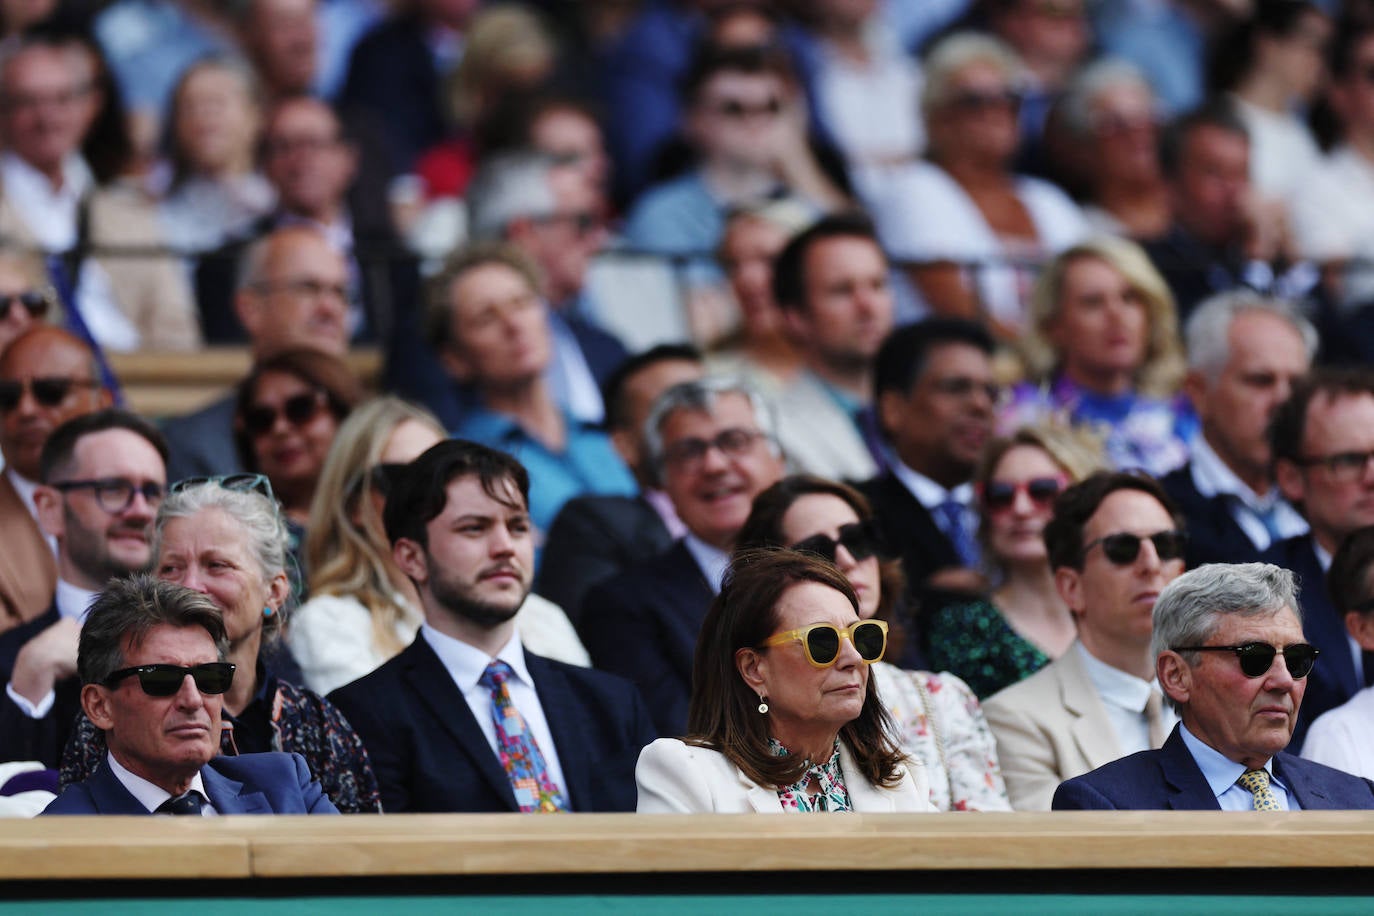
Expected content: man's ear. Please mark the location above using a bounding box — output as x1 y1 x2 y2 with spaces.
779 303 809 343
393 537 428 586
1054 566 1084 616
83 684 115 731
735 647 766 693
235 290 264 341
439 342 473 384
1345 611 1374 651
1274 458 1304 505
876 389 905 443
1158 650 1191 708
1181 369 1209 418
33 485 63 541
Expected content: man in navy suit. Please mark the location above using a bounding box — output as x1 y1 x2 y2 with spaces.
43 575 337 815
329 439 655 813
1054 563 1374 810
578 377 786 736
1262 369 1374 748
1161 291 1314 569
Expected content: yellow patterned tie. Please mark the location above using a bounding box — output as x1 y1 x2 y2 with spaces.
1237 768 1281 811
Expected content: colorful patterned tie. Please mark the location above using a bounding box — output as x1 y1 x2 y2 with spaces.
1237 768 1281 811
478 660 568 813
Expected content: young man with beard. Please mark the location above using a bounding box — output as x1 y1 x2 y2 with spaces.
328 440 655 813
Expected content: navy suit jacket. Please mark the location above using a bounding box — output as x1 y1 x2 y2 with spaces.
327 636 655 813
579 540 714 736
160 394 244 483
1159 463 1265 568
42 752 339 815
1262 534 1362 750
0 604 81 767
1053 725 1374 810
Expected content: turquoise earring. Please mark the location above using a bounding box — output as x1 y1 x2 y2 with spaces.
263 606 274 617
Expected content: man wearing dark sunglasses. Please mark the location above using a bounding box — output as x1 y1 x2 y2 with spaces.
1 409 167 768
42 575 338 815
0 326 111 634
1054 563 1374 810
985 472 1187 810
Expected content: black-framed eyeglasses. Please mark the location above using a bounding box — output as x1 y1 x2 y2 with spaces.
660 428 770 471
532 210 602 236
1172 642 1319 680
0 376 100 412
103 662 236 697
242 390 329 437
1300 450 1374 484
790 520 881 565
170 473 275 502
945 88 1023 114
0 289 48 321
52 478 164 513
251 278 352 304
1082 529 1187 565
929 376 1003 404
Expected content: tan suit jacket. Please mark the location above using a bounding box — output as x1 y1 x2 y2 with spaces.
0 178 200 352
0 474 56 634
982 641 1123 812
635 737 932 813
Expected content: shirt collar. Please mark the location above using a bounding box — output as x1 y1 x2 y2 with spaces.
1189 436 1271 506
1178 721 1283 799
5 467 40 522
643 488 688 540
683 534 729 594
106 750 211 814
55 578 99 622
421 622 532 692
1076 641 1157 713
890 459 972 510
1 150 92 199
1313 539 1333 572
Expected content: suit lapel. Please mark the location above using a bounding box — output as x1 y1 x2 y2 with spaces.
1058 646 1124 770
400 637 519 811
528 653 588 811
202 762 271 814
664 542 714 679
839 741 896 813
735 767 782 812
88 760 154 815
1157 727 1222 810
1274 753 1328 810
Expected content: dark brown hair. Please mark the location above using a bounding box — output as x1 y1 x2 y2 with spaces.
685 548 907 790
1268 368 1374 468
1329 525 1374 613
1043 471 1184 572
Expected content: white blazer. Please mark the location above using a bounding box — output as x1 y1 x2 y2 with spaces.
635 737 932 813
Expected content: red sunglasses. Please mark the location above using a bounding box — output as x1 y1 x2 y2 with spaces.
980 476 1068 513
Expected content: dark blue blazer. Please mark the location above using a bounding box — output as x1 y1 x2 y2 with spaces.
1262 534 1361 750
160 394 243 483
327 636 655 813
1159 463 1266 568
42 752 339 815
0 604 80 767
1053 725 1374 810
579 539 714 737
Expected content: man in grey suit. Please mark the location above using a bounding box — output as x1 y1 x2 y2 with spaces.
984 471 1187 810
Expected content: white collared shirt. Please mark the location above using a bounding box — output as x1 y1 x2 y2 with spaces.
1189 436 1307 551
55 578 98 622
1310 541 1366 685
1077 642 1176 755
1179 722 1295 810
683 534 729 594
890 459 976 547
420 624 568 795
107 751 218 816
5 467 55 556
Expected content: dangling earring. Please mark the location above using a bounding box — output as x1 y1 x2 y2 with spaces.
757 695 769 714
263 606 274 618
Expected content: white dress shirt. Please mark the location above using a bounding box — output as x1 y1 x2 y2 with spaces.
1310 541 1366 685
1179 722 1295 810
107 751 218 816
420 624 568 794
890 459 976 546
1078 642 1175 756
1189 436 1307 551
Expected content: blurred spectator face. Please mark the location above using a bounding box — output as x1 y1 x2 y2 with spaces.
419 0 480 29
608 356 703 483
1187 310 1309 487
244 0 319 97
1048 255 1149 386
778 492 882 619
0 44 97 178
784 235 893 374
879 342 996 485
814 0 879 29
1276 391 1374 549
0 0 57 37
0 258 47 353
1172 124 1249 248
237 229 350 356
529 106 611 198
244 368 341 497
261 97 356 220
1258 9 1330 104
993 0 1089 86
1089 81 1160 187
656 392 785 549
708 7 777 48
442 261 552 388
516 166 607 306
984 444 1065 568
0 328 109 481
173 64 261 177
720 214 789 341
686 69 790 170
1329 34 1374 135
929 60 1021 165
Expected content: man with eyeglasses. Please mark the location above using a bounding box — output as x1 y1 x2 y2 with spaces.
0 409 166 767
1263 369 1374 749
1054 562 1374 810
984 471 1187 810
579 377 787 735
0 326 111 634
42 574 337 815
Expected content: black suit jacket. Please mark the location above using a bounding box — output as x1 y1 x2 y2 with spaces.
0 604 80 766
537 494 674 628
160 394 244 483
1262 534 1362 750
579 540 714 737
328 635 655 813
1159 463 1266 568
339 14 443 171
1054 724 1374 810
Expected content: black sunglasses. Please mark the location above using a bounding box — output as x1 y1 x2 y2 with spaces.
103 662 236 697
0 376 100 412
1172 642 1319 679
1083 530 1187 565
790 521 881 565
0 289 48 321
243 391 328 437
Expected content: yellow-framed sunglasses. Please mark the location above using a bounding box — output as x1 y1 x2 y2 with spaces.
759 619 888 669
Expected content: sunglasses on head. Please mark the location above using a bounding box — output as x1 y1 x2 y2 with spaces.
103 662 236 697
1173 642 1319 680
1082 529 1187 565
170 472 275 502
760 619 888 669
982 476 1066 513
789 521 881 565
243 391 328 437
0 289 48 321
0 376 99 412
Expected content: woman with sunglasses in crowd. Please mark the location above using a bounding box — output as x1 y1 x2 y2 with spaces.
0 248 53 356
732 475 1009 811
927 424 1106 699
637 548 930 813
291 396 589 695
59 476 381 813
